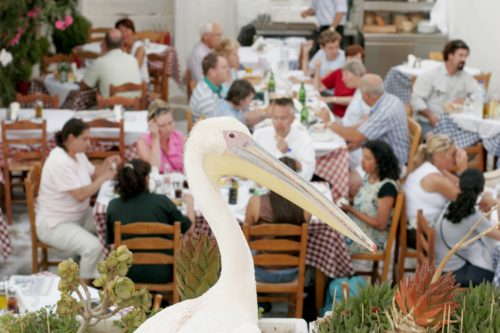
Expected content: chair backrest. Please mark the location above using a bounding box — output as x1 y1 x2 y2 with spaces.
406 116 422 175
474 72 492 90
25 164 42 251
109 81 148 109
1 120 48 167
134 31 166 44
16 93 59 109
243 223 308 283
96 94 142 111
428 51 444 61
88 27 109 43
147 53 169 101
85 118 125 162
465 143 485 171
114 221 181 299
416 209 435 267
42 54 73 74
72 49 99 62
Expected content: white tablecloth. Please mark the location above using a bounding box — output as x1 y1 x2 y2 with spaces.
395 59 481 77
0 109 148 146
451 113 500 139
43 72 84 107
239 45 299 70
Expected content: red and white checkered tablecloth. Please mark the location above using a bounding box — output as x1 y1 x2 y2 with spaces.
31 78 97 110
148 47 182 85
315 147 349 201
93 202 112 257
0 209 11 259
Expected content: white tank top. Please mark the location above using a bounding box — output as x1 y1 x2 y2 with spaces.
403 162 449 229
131 40 149 83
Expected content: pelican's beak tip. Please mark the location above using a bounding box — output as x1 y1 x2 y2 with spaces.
372 244 378 253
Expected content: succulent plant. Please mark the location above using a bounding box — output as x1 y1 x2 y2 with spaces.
458 282 500 332
175 233 221 301
57 245 152 333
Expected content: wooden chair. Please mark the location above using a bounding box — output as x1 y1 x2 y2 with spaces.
148 53 169 101
185 69 196 101
16 93 59 109
243 223 308 318
416 210 435 267
72 49 99 63
85 118 125 163
42 54 73 74
465 142 485 171
96 94 142 111
428 51 444 61
88 27 109 43
2 120 47 224
25 164 62 272
473 72 492 90
397 201 418 281
406 116 422 175
134 31 166 44
350 192 405 284
114 221 181 304
109 81 148 110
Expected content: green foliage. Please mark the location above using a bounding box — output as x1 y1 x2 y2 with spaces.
0 306 80 333
458 282 500 333
175 233 221 301
57 245 152 333
52 13 91 55
315 282 394 333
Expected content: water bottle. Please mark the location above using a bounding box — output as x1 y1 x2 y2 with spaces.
268 72 276 99
300 104 309 126
299 82 306 105
59 62 68 83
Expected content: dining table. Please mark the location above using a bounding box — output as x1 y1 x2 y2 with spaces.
93 177 354 280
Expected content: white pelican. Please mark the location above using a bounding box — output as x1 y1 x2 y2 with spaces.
135 117 376 333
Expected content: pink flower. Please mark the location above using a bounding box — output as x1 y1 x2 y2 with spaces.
55 20 66 31
27 7 41 18
64 15 74 27
7 27 26 47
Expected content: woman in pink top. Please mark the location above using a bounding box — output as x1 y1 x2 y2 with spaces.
137 99 185 173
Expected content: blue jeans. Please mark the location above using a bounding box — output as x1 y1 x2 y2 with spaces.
453 262 494 287
254 267 298 283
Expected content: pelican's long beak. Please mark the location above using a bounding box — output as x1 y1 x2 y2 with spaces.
204 135 377 253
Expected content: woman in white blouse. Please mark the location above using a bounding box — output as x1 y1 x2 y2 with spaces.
36 118 120 280
115 18 149 83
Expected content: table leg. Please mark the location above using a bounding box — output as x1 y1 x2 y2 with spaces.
315 268 325 313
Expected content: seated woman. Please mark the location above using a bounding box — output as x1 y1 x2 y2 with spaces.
313 45 366 119
403 134 466 247
137 99 184 173
36 118 120 280
215 79 266 127
244 157 311 283
106 159 194 284
215 38 241 82
302 29 345 78
435 168 500 287
341 140 400 254
115 18 149 83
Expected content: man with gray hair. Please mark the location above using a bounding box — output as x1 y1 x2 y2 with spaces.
187 22 223 83
82 28 141 98
328 73 409 166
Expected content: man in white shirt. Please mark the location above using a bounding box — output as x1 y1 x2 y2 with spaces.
253 98 316 181
411 40 480 137
82 29 142 98
187 22 223 83
189 52 229 121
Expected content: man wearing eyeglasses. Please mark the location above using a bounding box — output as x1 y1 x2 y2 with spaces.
411 40 481 137
187 22 223 83
253 98 316 181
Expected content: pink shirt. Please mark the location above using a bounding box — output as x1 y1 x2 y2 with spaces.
140 130 184 173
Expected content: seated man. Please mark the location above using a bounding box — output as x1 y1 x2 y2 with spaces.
82 29 141 98
189 52 229 121
187 22 223 83
411 39 480 137
328 74 409 168
253 98 316 181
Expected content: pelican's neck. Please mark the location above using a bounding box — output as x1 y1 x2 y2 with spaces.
186 154 255 287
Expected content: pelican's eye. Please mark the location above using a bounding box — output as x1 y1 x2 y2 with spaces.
228 132 235 139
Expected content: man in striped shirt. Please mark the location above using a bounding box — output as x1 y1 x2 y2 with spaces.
189 52 229 122
328 74 409 167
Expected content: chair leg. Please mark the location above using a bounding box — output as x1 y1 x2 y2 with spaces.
295 291 303 318
315 268 325 314
32 246 39 273
371 261 379 284
42 248 49 271
4 172 13 224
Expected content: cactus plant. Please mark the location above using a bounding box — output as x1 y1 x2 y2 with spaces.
174 233 221 301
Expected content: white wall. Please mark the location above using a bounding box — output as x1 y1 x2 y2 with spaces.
448 0 500 93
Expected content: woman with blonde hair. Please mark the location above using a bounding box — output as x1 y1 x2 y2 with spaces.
215 38 241 81
403 134 467 247
137 99 185 173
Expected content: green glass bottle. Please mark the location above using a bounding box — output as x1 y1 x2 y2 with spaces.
300 104 309 126
268 72 276 97
299 81 306 105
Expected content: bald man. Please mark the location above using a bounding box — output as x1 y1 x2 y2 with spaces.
328 74 409 167
187 22 223 83
82 28 141 98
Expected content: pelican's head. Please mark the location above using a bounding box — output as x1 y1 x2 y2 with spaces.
185 117 377 253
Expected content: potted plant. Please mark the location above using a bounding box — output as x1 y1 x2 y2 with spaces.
52 13 91 55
